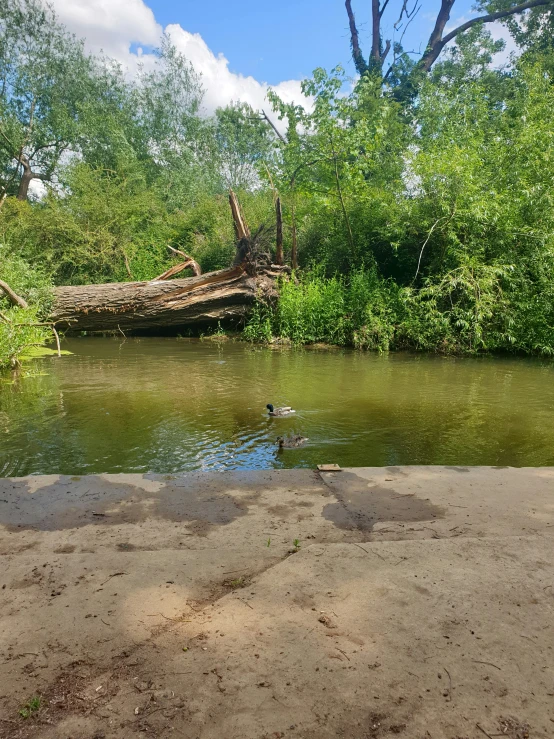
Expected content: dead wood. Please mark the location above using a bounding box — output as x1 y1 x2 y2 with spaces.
49 190 285 333
0 279 29 309
229 189 250 241
152 247 202 281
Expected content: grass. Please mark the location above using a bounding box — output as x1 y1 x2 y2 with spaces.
19 695 41 719
201 321 230 342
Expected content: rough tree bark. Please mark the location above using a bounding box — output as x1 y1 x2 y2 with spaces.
50 266 270 332
49 190 290 333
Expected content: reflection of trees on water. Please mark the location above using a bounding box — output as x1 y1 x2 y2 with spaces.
1 339 554 475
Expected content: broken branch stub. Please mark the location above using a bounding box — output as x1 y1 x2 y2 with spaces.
167 247 201 276
0 279 29 309
152 247 202 281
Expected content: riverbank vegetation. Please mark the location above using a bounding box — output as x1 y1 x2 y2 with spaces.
1 0 554 365
0 248 53 368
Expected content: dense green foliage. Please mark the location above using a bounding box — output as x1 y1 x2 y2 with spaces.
1 0 554 364
0 246 53 368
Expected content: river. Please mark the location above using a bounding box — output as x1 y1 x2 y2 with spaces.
1 337 554 476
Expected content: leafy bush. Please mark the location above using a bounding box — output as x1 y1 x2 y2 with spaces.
245 269 398 351
0 246 54 368
245 262 554 356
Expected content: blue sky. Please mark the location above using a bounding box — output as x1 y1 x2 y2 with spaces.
143 0 479 84
51 0 513 117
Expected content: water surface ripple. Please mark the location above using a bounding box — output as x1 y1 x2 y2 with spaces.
1 337 554 475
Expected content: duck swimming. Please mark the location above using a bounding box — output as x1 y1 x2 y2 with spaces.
266 404 295 417
277 435 308 448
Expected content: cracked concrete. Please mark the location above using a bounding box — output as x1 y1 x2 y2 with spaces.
0 466 553 738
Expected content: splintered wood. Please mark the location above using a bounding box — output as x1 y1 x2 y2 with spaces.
229 189 250 241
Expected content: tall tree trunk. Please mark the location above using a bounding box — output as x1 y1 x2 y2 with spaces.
371 0 382 64
16 155 45 201
345 0 369 75
17 169 33 201
275 197 284 266
291 203 298 270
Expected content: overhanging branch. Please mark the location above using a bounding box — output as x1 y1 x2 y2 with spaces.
420 0 554 71
0 280 29 309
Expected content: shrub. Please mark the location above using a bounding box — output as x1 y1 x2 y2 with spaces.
0 246 54 368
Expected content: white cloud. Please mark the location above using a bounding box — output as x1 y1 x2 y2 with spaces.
488 21 520 67
165 24 306 116
52 0 160 62
49 0 308 120
444 14 520 68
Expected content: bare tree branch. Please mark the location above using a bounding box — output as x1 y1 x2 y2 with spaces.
420 0 553 72
394 0 411 27
345 0 369 75
261 110 287 143
379 0 392 18
0 280 29 309
399 3 422 46
384 2 421 78
371 0 382 62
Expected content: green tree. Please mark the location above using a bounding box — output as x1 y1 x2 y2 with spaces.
0 0 99 200
214 102 275 191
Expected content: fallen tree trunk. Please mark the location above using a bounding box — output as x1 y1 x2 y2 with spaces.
50 265 284 332
50 189 289 333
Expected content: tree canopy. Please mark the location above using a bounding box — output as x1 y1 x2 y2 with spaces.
1 0 554 365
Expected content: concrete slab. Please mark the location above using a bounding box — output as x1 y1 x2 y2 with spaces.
0 467 552 738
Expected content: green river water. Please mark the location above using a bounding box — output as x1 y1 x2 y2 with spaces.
1 337 554 476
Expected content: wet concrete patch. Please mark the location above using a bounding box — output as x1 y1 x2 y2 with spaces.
385 467 408 476
267 504 295 518
320 471 443 532
0 470 325 534
0 473 267 532
53 545 76 554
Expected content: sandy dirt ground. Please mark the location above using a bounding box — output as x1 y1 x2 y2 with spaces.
0 466 552 739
